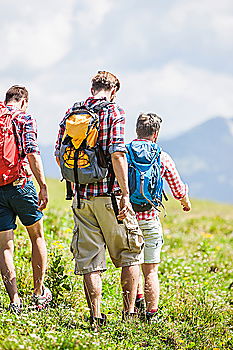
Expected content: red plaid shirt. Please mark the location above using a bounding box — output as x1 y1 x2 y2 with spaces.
5 104 40 157
55 97 126 198
135 140 188 221
3 104 40 180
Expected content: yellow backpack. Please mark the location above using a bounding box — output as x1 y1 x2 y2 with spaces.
59 102 109 205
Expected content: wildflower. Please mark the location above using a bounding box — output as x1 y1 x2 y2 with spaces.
201 232 213 238
65 228 73 233
56 244 65 249
52 241 61 246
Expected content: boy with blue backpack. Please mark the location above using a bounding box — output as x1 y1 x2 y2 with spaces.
126 113 191 322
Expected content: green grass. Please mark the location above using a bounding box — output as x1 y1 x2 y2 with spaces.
0 179 232 349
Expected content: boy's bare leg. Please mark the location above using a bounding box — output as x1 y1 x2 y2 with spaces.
0 230 21 305
83 271 102 318
121 264 140 313
26 219 47 296
142 263 160 311
137 268 144 296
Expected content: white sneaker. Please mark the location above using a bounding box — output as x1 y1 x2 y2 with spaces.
32 286 52 310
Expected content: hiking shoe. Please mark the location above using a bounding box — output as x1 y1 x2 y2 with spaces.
122 311 138 321
146 311 161 323
90 313 107 331
8 301 23 315
135 297 146 319
32 286 52 310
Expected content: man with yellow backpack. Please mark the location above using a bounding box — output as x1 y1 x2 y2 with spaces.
55 71 144 328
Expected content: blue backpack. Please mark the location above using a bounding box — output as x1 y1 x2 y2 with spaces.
126 140 163 212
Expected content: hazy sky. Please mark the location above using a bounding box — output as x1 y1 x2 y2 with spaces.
0 0 233 145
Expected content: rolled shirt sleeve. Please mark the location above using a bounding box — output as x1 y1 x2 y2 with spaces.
108 105 126 154
22 116 40 155
54 118 67 156
54 108 72 156
161 151 188 199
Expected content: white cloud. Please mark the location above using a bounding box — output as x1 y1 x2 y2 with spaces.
76 0 114 28
164 0 233 47
0 0 75 70
121 62 233 141
1 0 233 145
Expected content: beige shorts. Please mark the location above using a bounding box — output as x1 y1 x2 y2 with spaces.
70 196 144 275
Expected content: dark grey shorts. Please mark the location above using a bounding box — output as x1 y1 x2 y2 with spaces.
0 180 43 231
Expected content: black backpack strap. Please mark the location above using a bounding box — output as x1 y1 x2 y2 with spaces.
162 190 168 202
107 163 123 224
65 181 73 200
111 193 123 224
74 149 81 209
92 100 111 113
72 101 85 111
107 163 115 195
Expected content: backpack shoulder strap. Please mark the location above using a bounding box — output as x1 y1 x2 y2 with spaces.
72 101 85 111
92 100 112 113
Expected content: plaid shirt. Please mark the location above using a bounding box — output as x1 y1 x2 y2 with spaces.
135 140 188 221
5 104 40 178
55 97 126 198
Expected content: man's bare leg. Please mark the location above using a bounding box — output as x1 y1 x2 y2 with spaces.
26 219 47 296
137 268 144 296
0 230 21 305
83 271 102 318
142 263 159 311
121 264 140 313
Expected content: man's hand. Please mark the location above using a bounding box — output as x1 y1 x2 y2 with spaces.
38 184 48 211
117 194 131 220
27 153 48 210
111 152 131 220
180 194 191 212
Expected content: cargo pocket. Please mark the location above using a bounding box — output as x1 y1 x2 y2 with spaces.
70 225 79 259
124 210 144 253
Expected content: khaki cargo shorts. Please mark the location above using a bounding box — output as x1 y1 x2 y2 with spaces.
70 196 144 275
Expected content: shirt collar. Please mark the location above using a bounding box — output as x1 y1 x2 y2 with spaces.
6 104 21 112
133 138 152 142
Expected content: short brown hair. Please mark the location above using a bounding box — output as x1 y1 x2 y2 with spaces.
5 85 28 104
91 71 120 92
136 113 162 138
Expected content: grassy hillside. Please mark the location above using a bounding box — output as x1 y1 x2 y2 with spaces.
0 179 232 350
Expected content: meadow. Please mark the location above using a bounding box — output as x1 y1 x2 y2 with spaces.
0 179 232 350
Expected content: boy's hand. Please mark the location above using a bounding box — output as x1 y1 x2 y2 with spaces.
180 195 191 212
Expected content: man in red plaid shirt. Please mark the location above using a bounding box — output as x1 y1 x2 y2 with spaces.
130 113 191 322
55 71 144 327
0 86 52 314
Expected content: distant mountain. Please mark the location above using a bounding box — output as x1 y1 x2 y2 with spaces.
39 116 233 204
160 117 233 204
